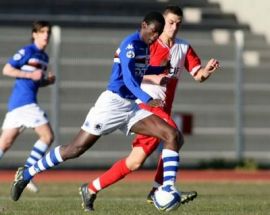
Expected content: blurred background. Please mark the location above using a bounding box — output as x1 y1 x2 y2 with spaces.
0 0 269 169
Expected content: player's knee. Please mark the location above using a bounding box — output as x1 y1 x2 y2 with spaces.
40 132 54 145
128 160 143 171
164 129 183 151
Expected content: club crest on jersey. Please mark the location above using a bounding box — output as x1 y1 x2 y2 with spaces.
13 53 22 61
126 50 135 58
13 49 25 61
126 44 134 50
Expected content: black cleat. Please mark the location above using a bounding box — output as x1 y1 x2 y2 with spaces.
10 167 29 201
79 183 96 212
147 188 198 205
180 191 198 204
146 187 156 204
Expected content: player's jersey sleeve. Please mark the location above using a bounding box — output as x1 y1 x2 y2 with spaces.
184 46 201 76
8 46 32 69
119 41 153 103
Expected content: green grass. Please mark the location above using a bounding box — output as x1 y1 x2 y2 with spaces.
1 181 270 215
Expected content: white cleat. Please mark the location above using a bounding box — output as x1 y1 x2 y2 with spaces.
26 180 39 193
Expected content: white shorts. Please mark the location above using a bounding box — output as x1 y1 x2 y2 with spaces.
1 103 49 129
81 90 153 136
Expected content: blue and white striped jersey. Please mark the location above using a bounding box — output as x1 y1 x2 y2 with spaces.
7 43 49 111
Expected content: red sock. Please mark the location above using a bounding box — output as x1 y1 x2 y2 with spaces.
88 159 131 193
153 155 163 186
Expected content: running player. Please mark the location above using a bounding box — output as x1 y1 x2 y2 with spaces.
10 12 183 213
84 5 220 207
0 21 55 193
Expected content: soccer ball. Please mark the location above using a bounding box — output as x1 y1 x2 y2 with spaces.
153 185 181 212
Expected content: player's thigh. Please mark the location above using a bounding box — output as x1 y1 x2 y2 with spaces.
34 123 54 142
0 128 21 148
131 114 176 140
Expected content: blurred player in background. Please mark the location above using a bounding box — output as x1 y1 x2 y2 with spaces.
10 12 185 213
0 20 55 193
85 5 220 206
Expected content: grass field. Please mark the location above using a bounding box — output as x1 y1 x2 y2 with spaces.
1 181 270 215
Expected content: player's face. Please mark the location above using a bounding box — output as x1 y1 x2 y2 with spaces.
163 13 182 39
33 26 51 49
141 21 164 45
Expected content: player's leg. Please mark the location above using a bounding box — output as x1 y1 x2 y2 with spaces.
0 128 20 159
24 123 54 192
88 145 151 193
146 108 178 189
25 123 54 167
25 129 99 180
86 106 167 203
10 129 100 201
146 111 176 199
145 113 198 204
87 105 164 194
80 151 146 212
131 114 183 187
82 133 160 211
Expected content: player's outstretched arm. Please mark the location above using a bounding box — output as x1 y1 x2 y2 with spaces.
2 64 43 81
193 58 220 82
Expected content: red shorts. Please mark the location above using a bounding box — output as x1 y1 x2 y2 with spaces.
131 103 177 155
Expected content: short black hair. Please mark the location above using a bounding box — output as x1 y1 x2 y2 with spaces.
143 11 165 27
163 5 183 17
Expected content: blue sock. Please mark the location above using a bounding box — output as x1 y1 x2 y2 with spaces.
24 140 48 167
162 149 179 186
23 146 63 181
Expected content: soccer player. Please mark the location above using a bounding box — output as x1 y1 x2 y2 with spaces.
83 5 220 209
10 12 183 212
0 21 55 193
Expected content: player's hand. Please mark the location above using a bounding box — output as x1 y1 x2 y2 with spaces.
47 72 56 84
147 99 164 107
160 75 176 85
205 58 220 74
30 70 43 81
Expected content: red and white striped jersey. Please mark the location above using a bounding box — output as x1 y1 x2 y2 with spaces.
140 38 201 113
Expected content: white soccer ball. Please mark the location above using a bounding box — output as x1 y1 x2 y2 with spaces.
153 185 181 212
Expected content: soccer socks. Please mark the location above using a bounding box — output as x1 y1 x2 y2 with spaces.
23 146 63 181
24 140 49 167
88 159 131 193
162 149 179 186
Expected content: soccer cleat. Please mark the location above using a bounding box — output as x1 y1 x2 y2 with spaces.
79 183 96 212
147 188 198 205
26 180 39 193
180 191 197 204
10 167 29 201
146 187 156 204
